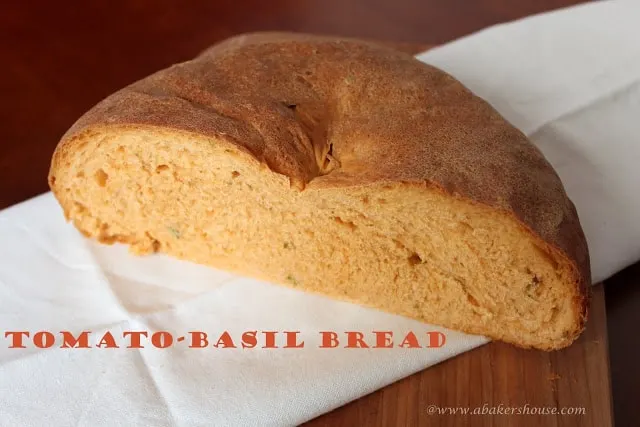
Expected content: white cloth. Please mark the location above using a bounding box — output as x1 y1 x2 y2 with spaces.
1 1 639 425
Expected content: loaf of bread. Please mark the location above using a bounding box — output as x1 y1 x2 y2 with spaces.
49 33 590 350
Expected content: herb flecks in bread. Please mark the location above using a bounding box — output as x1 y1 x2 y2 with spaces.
49 32 590 350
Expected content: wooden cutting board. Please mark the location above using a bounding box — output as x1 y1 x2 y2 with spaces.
304 285 611 427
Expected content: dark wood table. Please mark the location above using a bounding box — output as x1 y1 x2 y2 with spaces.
1 1 636 426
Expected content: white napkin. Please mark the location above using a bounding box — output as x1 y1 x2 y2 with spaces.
1 1 639 425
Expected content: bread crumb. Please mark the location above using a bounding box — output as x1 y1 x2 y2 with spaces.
548 373 561 381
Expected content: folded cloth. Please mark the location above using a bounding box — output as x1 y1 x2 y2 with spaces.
1 1 639 425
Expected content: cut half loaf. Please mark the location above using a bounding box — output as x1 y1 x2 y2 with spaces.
49 33 590 350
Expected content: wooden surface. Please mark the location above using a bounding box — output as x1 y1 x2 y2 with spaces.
1 1 634 426
305 285 612 427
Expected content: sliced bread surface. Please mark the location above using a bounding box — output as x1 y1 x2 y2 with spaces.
49 33 590 350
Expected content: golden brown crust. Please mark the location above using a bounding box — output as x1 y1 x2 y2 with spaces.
50 32 590 337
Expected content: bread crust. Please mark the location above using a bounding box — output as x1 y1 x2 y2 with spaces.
49 32 590 345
